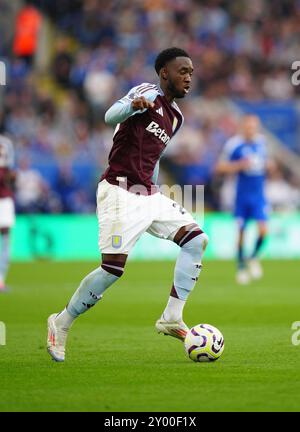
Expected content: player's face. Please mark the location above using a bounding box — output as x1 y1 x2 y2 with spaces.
165 57 194 99
241 116 260 140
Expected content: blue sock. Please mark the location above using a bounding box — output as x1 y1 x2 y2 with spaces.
251 235 265 259
238 243 245 270
67 267 121 317
0 233 10 283
172 232 209 301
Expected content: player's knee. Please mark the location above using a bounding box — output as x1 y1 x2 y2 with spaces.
259 225 268 237
194 232 209 255
182 231 209 256
101 261 125 278
101 253 127 278
200 232 209 252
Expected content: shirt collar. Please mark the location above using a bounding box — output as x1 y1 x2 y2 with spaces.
157 83 182 113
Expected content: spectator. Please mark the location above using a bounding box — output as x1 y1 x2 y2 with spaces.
265 163 300 211
13 2 42 66
16 158 51 213
0 0 299 213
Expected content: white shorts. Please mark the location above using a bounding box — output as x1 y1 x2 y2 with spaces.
0 197 15 229
97 179 197 254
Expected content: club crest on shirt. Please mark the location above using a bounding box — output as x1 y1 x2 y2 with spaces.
112 235 122 249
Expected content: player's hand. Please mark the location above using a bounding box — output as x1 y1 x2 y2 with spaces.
131 97 155 111
237 158 251 171
3 169 16 184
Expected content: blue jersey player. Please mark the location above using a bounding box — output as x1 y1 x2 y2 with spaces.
216 115 271 284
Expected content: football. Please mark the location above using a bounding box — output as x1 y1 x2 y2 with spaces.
184 324 225 362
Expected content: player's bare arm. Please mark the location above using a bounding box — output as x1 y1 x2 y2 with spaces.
215 158 251 175
4 169 16 188
265 159 277 174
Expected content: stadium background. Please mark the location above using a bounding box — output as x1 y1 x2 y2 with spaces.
1 0 300 413
1 0 300 260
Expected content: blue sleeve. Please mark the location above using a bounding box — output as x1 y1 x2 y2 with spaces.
0 136 14 168
220 138 241 162
229 147 241 161
152 160 160 184
104 101 136 126
6 139 14 169
104 84 158 126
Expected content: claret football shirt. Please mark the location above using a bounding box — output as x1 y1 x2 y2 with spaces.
102 83 184 194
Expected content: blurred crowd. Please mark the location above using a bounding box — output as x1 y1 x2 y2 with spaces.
0 0 300 213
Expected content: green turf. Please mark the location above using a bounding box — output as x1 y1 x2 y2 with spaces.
0 260 300 412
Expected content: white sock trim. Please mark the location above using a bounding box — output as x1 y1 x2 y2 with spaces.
162 296 186 322
55 308 76 330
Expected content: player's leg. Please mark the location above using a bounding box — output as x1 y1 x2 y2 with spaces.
235 199 251 284
235 219 251 284
0 197 15 292
56 253 127 325
252 220 267 258
47 180 152 361
248 220 267 279
60 253 127 323
47 253 127 362
0 227 11 292
156 223 209 340
147 194 209 340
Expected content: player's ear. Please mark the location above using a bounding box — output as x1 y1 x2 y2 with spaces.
160 67 168 81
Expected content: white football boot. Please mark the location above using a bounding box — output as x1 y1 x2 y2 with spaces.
155 317 189 341
236 269 251 285
47 313 68 362
248 258 263 280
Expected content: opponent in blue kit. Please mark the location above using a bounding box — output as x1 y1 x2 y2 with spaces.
216 115 271 284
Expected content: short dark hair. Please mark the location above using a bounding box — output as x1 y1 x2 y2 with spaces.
154 47 190 75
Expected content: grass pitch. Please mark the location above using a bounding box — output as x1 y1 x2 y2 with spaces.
0 260 300 412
